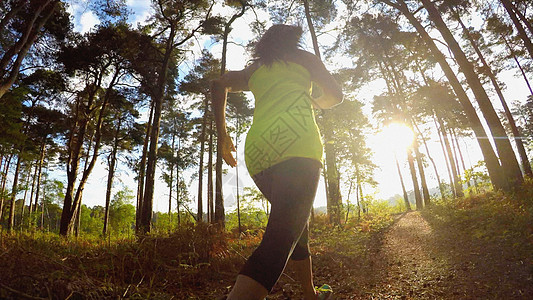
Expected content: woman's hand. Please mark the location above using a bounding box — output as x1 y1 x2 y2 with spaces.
220 132 237 167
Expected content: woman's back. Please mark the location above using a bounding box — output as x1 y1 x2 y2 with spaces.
245 60 323 176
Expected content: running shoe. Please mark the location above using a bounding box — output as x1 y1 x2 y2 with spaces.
316 284 333 300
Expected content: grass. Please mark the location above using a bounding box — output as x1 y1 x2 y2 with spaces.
3 188 530 299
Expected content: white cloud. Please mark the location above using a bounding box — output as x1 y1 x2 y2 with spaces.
80 11 100 33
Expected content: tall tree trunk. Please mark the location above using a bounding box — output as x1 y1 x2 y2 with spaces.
455 11 532 177
437 115 464 197
407 149 423 210
383 0 506 190
168 132 176 227
137 102 154 230
434 116 455 195
28 159 38 215
103 118 122 236
141 27 176 234
304 0 341 224
20 163 31 227
510 2 533 37
421 0 523 188
197 100 207 223
214 5 246 227
414 122 445 200
0 154 13 221
61 68 118 236
500 0 533 59
413 141 431 205
33 144 45 227
8 153 22 231
502 35 533 96
451 128 470 189
395 154 411 211
0 1 58 98
208 121 214 223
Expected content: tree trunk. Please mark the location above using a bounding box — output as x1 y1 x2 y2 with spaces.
421 0 523 188
455 11 532 177
511 2 533 38
452 128 470 189
395 155 411 211
168 132 176 227
214 4 245 227
208 121 214 223
0 154 13 221
502 35 533 96
137 102 154 231
500 0 533 59
33 143 45 226
414 122 444 200
28 159 38 215
140 25 176 234
304 0 341 224
0 0 58 98
197 100 207 223
413 141 431 205
434 116 455 195
383 0 506 190
8 153 22 231
407 149 423 210
103 118 122 236
437 115 464 197
60 67 118 236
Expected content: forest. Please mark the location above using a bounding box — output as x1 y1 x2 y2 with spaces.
0 0 532 299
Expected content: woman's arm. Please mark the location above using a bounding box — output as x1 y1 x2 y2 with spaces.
210 63 258 167
287 49 343 109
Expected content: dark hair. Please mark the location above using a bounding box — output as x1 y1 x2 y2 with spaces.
253 24 303 66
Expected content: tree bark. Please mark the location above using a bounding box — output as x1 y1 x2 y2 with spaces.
395 154 411 211
455 11 532 177
413 141 431 205
414 122 444 200
0 154 13 221
197 99 207 223
382 0 506 190
136 102 154 231
8 153 22 231
103 118 122 236
500 0 533 59
0 0 58 98
407 148 423 210
421 0 523 188
502 35 533 96
208 120 214 223
140 23 177 234
437 115 464 197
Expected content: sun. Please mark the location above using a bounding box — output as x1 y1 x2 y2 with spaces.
378 123 415 153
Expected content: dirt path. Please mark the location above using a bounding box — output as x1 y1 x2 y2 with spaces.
366 211 532 300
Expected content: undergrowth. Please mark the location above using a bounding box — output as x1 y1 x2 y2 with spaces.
0 209 395 299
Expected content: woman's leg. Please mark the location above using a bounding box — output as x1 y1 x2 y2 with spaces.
290 256 316 300
226 275 268 300
228 158 321 298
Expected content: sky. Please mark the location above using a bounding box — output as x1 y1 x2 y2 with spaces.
54 0 533 213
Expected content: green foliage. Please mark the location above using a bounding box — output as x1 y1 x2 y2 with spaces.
225 187 269 232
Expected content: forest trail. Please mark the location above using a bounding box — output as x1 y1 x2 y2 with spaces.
353 211 532 300
270 210 532 299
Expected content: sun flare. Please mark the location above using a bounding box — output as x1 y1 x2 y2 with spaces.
378 123 415 153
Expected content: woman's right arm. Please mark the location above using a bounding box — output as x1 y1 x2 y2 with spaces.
287 49 343 109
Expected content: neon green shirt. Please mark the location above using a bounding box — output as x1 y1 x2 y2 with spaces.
245 60 324 176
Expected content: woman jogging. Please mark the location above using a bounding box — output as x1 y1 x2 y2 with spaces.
211 24 343 300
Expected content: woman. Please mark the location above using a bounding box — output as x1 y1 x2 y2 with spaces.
211 24 343 300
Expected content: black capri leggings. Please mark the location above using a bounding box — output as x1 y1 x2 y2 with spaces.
239 157 322 292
